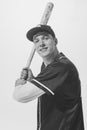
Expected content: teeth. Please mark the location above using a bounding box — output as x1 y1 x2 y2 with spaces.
41 48 47 51
39 47 48 52
42 48 47 50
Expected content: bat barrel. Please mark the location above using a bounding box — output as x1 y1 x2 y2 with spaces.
40 2 54 25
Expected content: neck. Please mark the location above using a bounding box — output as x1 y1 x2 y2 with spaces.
43 49 59 66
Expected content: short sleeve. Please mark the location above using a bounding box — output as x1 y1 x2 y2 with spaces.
31 62 69 96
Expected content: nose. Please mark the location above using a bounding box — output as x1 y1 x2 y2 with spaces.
40 40 45 47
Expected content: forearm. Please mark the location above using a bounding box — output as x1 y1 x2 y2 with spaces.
13 81 45 103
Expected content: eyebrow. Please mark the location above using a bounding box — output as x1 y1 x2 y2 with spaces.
33 32 50 40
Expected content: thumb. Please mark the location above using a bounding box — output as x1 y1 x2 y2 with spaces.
27 69 34 81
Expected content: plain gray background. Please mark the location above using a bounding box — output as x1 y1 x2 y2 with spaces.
0 0 87 129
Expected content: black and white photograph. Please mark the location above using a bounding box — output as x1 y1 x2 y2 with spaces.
0 0 87 129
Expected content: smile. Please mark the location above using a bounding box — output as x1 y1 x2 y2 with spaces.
40 47 48 52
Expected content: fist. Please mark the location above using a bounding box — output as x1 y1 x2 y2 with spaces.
27 69 34 81
20 68 28 80
20 68 34 81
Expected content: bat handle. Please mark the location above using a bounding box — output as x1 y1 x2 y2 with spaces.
26 45 36 68
22 45 35 80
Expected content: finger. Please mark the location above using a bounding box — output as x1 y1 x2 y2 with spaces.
21 69 28 80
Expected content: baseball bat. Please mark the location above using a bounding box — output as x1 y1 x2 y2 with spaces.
26 2 54 68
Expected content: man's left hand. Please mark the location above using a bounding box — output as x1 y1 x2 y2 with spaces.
15 79 27 87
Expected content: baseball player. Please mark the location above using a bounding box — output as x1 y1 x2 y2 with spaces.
13 25 84 130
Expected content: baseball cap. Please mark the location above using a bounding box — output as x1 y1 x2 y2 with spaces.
26 24 55 42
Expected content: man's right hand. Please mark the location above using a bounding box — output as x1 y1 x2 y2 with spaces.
20 68 34 81
15 68 34 87
20 68 28 80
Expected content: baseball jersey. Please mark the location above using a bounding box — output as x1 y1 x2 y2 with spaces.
31 53 84 130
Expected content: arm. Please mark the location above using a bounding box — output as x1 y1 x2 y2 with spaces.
13 68 45 103
13 81 45 103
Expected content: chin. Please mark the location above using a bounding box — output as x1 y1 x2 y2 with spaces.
40 52 52 58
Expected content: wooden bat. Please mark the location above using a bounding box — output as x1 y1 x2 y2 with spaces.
26 2 54 68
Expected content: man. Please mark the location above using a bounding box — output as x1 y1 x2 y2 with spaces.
13 25 84 130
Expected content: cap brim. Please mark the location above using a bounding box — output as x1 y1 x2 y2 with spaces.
27 27 49 41
26 25 55 42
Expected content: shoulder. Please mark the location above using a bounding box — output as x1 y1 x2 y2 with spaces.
53 53 78 74
59 54 80 81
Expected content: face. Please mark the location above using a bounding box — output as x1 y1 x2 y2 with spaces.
33 33 57 58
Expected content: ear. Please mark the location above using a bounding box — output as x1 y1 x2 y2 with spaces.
54 38 58 45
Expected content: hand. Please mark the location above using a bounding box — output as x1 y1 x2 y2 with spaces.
15 78 27 87
27 69 34 81
20 68 28 80
20 67 34 81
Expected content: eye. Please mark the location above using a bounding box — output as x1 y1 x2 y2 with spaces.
33 38 39 44
43 36 49 40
